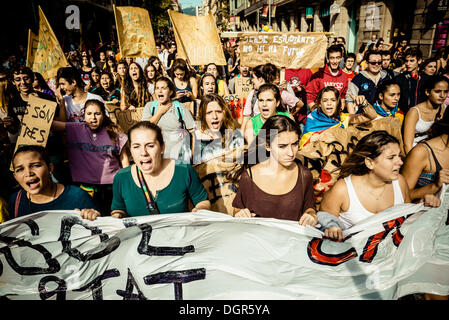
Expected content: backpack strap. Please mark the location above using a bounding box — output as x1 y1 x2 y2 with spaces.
150 100 159 116
173 100 184 120
15 190 23 218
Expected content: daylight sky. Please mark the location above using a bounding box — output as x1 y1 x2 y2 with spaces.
179 0 203 8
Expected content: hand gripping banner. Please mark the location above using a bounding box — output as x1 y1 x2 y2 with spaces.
0 185 448 299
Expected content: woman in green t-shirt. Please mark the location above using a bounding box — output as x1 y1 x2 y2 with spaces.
243 83 293 146
110 121 211 218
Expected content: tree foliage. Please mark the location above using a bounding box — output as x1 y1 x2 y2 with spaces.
143 0 172 28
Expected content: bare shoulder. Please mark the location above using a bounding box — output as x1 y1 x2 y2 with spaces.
397 174 409 189
325 178 348 198
320 178 349 214
406 143 427 161
397 173 411 202
405 107 419 118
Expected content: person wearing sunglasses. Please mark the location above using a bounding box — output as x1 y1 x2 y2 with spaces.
345 50 392 114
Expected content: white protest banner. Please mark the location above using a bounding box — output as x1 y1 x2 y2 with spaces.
31 6 69 79
113 5 157 58
1 185 448 300
239 32 328 69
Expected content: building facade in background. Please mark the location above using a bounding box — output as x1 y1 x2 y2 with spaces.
227 0 449 57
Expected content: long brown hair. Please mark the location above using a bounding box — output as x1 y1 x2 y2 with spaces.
338 130 400 179
198 94 237 149
123 62 151 108
84 99 123 144
315 86 342 119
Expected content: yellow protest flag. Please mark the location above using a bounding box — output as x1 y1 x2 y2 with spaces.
168 10 226 66
31 7 69 79
113 5 157 58
26 29 39 68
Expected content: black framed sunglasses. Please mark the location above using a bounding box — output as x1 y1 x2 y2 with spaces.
368 61 382 65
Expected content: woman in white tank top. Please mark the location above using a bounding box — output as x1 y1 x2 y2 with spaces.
403 75 448 154
319 131 411 240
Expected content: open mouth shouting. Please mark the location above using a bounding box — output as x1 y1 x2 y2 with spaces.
209 120 221 130
261 107 272 117
26 177 41 191
140 158 153 171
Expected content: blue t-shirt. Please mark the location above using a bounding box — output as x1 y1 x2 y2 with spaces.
8 185 100 219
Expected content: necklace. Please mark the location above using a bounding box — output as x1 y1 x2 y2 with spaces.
370 184 387 200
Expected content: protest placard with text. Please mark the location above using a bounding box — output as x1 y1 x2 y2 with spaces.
113 6 157 58
30 7 69 79
239 32 328 69
168 10 226 66
11 95 57 170
234 76 252 99
223 94 245 127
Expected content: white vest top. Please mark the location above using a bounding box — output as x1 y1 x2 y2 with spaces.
339 175 404 229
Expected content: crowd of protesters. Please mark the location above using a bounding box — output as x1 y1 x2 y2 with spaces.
1 28 449 299
0 32 448 225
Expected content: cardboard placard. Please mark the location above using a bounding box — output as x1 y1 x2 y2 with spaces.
11 95 57 169
234 76 252 99
223 94 245 127
239 32 328 69
298 117 404 206
168 10 226 66
30 7 69 79
113 5 157 58
194 146 244 215
114 107 144 133
105 102 120 125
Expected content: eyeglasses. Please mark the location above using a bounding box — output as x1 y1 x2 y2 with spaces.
368 61 382 65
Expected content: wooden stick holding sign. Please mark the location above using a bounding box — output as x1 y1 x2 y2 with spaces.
11 95 57 170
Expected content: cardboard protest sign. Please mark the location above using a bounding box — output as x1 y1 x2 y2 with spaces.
113 6 157 58
239 32 328 69
104 102 120 125
30 7 69 79
26 29 39 69
223 94 245 127
168 10 226 66
114 107 144 133
234 76 252 99
1 185 448 300
12 95 57 168
194 146 244 215
298 117 403 205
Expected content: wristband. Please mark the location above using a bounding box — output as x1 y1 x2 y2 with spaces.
316 211 346 231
